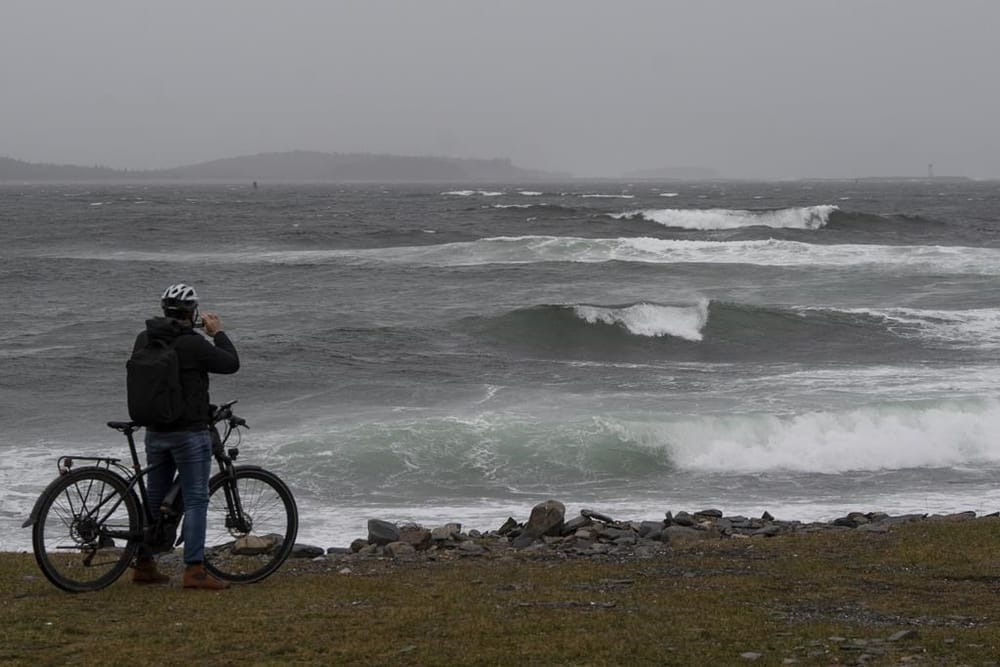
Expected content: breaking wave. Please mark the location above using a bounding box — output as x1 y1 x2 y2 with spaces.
572 301 709 340
627 398 1000 474
819 306 1000 349
490 203 580 214
270 397 1000 500
442 190 505 197
36 236 1000 274
611 205 839 230
463 301 1000 362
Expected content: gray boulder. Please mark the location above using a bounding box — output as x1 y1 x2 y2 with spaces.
671 511 697 527
367 519 401 546
638 521 664 540
431 523 462 541
522 499 566 538
512 533 541 549
291 543 326 559
399 526 433 551
497 517 519 535
385 542 417 559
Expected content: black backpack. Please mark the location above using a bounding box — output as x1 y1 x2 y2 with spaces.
126 337 185 426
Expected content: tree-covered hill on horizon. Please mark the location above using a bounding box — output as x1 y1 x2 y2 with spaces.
0 151 570 183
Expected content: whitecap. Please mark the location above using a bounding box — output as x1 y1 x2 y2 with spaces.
820 306 1000 349
35 236 1000 275
611 205 838 230
442 190 505 197
651 398 1000 474
573 300 709 341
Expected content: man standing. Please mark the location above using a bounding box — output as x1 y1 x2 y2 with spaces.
130 283 239 589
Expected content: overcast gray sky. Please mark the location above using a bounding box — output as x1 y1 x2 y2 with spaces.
2 1 998 179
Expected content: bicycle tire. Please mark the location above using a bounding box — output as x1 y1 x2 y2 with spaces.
204 466 298 583
31 467 142 592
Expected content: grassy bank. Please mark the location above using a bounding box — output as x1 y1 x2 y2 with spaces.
3 517 1000 665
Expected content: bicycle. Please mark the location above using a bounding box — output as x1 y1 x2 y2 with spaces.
22 400 298 592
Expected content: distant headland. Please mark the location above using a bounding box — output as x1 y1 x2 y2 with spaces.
0 151 572 184
2 153 980 184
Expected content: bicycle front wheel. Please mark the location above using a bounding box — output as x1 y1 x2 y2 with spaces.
204 466 298 583
31 467 141 592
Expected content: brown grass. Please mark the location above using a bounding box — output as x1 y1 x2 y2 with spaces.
3 517 1000 665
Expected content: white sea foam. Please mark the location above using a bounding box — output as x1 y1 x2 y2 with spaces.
441 190 505 196
582 193 635 199
518 191 543 196
617 398 1000 474
827 306 1000 349
659 192 679 198
274 396 1000 484
34 236 1000 275
573 300 709 340
612 204 838 230
392 236 1000 274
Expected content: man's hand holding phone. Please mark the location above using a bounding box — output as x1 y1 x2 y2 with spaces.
201 313 223 337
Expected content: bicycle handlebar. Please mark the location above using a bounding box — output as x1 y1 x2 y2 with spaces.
107 399 249 434
211 400 249 430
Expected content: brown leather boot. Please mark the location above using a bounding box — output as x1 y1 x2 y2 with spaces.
182 563 230 590
132 557 170 585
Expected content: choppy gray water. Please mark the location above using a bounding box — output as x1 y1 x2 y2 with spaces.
3 180 1000 549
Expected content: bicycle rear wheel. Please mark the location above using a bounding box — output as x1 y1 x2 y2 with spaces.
31 468 141 592
204 466 298 583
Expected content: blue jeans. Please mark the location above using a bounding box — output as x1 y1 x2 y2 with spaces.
144 429 213 564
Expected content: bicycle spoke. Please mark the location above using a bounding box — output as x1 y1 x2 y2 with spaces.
33 469 140 592
204 468 297 583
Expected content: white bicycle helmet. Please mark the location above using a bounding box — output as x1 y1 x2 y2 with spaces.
160 283 199 316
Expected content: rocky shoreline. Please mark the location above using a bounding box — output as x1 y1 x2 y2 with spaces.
7 500 998 664
280 500 996 565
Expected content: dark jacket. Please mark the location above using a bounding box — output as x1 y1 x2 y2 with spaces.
132 317 240 431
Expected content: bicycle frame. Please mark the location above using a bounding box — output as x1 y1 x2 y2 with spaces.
22 404 252 546
25 399 297 592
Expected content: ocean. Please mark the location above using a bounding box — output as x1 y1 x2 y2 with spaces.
2 179 1000 551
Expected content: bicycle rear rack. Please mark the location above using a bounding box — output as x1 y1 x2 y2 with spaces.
57 455 126 476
